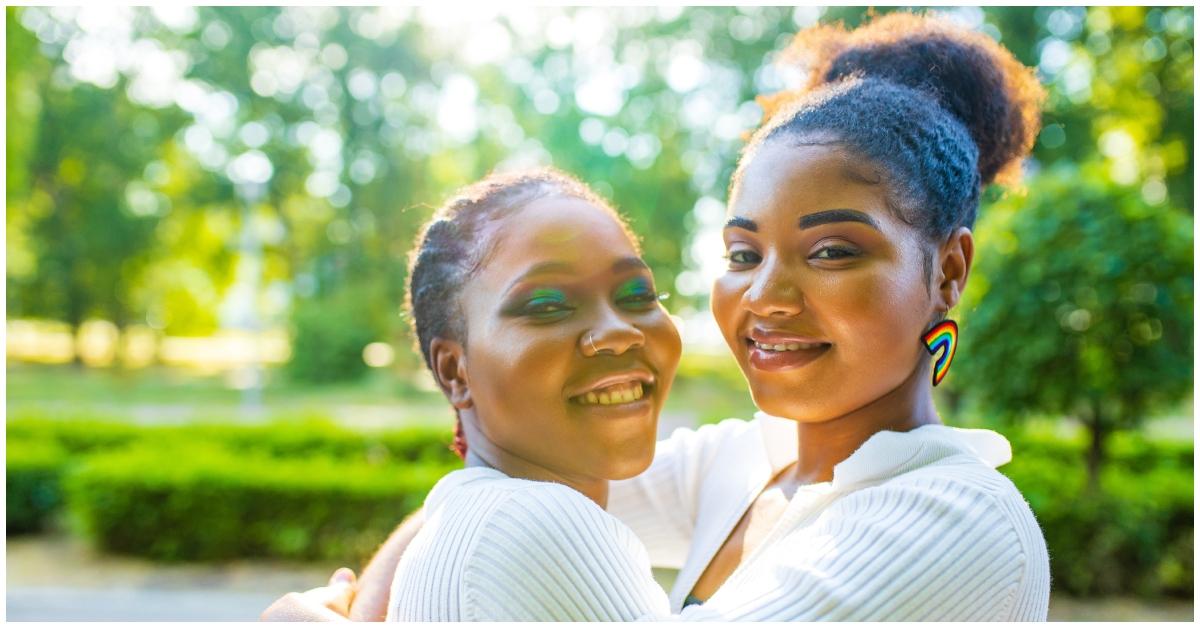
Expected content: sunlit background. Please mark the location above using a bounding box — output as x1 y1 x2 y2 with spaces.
5 6 1193 621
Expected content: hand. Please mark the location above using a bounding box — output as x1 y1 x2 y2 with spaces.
260 567 357 622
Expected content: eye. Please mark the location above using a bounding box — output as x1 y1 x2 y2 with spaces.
810 245 860 261
614 277 660 310
726 249 762 268
521 289 574 319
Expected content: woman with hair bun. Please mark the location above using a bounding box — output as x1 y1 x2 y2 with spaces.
270 11 1051 622
609 11 1050 620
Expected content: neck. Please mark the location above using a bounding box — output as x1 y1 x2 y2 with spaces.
790 360 941 484
460 412 609 508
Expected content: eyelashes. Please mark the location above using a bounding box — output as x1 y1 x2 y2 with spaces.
614 277 658 305
723 242 862 268
521 288 572 318
509 277 664 320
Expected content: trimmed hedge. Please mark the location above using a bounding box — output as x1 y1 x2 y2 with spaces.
6 415 459 465
1000 434 1193 598
5 416 1192 598
64 443 454 562
7 439 68 533
5 416 459 536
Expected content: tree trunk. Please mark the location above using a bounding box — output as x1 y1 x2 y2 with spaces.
1085 398 1106 492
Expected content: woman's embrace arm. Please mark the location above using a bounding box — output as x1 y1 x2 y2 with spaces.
260 509 424 622
348 508 425 621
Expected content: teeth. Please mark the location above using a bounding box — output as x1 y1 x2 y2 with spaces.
754 340 823 352
575 381 646 406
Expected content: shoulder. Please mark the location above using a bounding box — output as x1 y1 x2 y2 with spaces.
471 478 641 552
457 480 666 621
843 456 1048 595
892 452 1042 530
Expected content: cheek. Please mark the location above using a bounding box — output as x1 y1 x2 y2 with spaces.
818 266 928 358
646 312 683 373
710 274 745 340
469 323 570 410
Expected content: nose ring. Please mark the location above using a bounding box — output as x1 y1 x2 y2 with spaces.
587 333 598 355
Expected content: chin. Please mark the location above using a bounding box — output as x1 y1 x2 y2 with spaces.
749 382 823 422
597 435 657 480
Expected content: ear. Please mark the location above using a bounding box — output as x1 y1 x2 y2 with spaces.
935 227 975 312
429 337 472 410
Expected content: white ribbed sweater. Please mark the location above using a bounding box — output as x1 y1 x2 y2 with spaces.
387 415 1050 621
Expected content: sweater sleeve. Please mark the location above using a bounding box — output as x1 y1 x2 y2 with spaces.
669 475 1033 621
460 483 671 621
606 418 747 568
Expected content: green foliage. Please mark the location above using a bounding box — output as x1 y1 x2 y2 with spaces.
1001 430 1193 597
285 294 380 383
668 353 758 425
64 443 454 562
5 415 459 466
6 439 68 533
957 163 1193 439
3 414 458 535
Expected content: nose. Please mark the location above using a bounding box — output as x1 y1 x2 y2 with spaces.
581 306 646 357
743 256 804 318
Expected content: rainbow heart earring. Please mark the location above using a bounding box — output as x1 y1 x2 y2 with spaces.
922 319 958 387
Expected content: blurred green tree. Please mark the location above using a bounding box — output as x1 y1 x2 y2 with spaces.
5 7 193 358
956 161 1193 486
5 6 1193 393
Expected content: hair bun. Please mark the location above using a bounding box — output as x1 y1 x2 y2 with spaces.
785 12 1044 186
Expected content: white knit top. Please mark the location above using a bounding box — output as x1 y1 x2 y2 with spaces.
385 466 670 621
387 414 1051 621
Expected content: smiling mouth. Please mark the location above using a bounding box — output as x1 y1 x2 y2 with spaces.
749 339 830 352
571 381 651 406
743 336 832 372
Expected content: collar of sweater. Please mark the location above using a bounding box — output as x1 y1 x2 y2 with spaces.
754 411 1013 490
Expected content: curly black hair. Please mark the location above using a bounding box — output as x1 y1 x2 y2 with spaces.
741 11 1045 242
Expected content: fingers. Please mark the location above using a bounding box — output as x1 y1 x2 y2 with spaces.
322 568 358 617
260 592 350 622
330 567 357 587
259 568 358 622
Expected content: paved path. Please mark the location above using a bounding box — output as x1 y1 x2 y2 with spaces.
7 587 283 621
7 533 1193 621
7 533 340 621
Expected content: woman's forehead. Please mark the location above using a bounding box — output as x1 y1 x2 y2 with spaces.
732 142 894 224
476 197 640 283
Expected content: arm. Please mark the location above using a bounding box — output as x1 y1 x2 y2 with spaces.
261 569 356 622
347 507 425 621
259 510 424 622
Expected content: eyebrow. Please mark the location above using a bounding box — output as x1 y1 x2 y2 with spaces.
799 209 881 231
725 216 758 232
507 256 650 293
724 210 881 233
611 256 650 274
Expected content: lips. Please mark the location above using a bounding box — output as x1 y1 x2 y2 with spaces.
745 327 831 372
